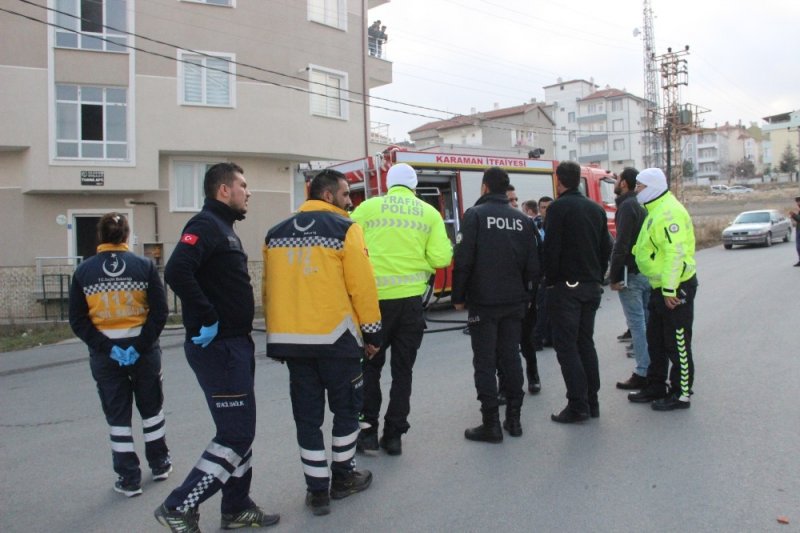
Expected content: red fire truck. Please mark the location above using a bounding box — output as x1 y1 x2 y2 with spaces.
326 147 617 294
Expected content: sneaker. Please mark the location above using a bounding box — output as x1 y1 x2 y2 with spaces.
114 478 142 498
330 469 373 500
305 491 331 516
154 504 200 533
220 505 280 529
152 461 173 481
617 329 631 341
356 430 379 456
379 434 402 456
652 394 691 411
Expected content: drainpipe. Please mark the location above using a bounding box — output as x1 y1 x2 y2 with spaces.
362 0 370 159
129 201 159 242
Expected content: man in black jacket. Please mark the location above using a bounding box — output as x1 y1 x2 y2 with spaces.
156 163 279 532
609 168 651 390
544 161 612 423
453 167 539 442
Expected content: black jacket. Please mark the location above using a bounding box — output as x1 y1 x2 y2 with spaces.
609 191 647 283
165 198 254 340
542 189 612 284
452 193 539 307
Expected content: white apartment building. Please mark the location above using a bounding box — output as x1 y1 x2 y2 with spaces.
0 0 392 319
682 123 759 183
762 110 800 172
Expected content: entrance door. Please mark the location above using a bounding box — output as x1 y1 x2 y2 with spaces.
75 216 101 260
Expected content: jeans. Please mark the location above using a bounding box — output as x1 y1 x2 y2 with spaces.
617 272 651 376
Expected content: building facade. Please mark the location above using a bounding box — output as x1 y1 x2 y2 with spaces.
762 110 800 173
407 101 555 158
0 0 391 319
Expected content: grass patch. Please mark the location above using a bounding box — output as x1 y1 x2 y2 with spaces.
694 216 731 250
0 323 76 353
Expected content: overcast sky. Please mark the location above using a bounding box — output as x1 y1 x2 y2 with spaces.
368 0 799 142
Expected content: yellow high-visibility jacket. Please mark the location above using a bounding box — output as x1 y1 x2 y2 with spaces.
351 186 453 300
262 200 382 359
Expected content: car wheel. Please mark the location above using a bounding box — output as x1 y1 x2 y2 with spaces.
764 232 772 247
783 231 790 243
723 244 733 250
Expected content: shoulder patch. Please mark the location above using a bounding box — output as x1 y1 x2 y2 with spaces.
455 232 463 244
668 223 679 233
180 233 199 245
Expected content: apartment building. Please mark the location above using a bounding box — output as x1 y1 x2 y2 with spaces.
761 110 800 172
407 101 555 158
682 123 760 183
0 0 392 319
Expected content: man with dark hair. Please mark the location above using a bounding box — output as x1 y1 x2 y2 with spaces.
157 163 279 531
263 170 382 516
506 184 519 208
609 167 651 390
453 167 539 442
521 200 538 217
351 163 452 456
544 161 612 423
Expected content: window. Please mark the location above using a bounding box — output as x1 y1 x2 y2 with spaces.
568 131 576 142
611 99 623 112
308 0 346 30
173 161 214 211
613 139 625 151
567 112 575 123
55 0 127 52
612 119 624 132
569 150 577 160
55 84 127 160
309 66 348 119
179 51 235 107
587 103 597 113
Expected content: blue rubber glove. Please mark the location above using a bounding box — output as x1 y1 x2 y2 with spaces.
110 345 127 366
191 322 219 348
125 346 140 366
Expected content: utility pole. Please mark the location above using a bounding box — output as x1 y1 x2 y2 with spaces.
641 0 661 169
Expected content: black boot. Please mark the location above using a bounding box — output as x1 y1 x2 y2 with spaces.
465 408 503 443
503 404 522 437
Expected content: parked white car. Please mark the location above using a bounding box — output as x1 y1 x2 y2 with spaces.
722 209 792 249
710 184 754 195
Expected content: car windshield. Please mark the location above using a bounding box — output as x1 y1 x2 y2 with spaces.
734 212 769 224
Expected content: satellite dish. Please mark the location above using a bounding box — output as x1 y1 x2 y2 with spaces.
632 28 641 37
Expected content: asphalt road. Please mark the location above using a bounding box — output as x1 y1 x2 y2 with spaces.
1 240 798 532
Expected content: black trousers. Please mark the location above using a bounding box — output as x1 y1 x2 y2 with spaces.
547 282 602 414
287 357 362 492
469 303 526 412
164 336 256 515
90 345 169 485
520 299 538 377
362 296 425 436
532 279 551 345
646 277 697 398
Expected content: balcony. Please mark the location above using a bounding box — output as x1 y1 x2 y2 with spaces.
578 153 608 164
577 113 607 123
577 134 607 144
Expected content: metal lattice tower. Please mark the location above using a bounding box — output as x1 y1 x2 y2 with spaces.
642 0 661 169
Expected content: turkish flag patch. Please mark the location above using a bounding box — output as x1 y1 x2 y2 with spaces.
181 233 199 246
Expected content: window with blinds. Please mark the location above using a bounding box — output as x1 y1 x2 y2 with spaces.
179 51 235 107
307 0 346 30
309 66 348 119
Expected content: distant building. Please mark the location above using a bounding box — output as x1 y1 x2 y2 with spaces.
682 123 762 183
761 110 800 172
408 102 555 158
0 0 392 318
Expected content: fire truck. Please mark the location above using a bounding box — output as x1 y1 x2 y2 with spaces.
326 147 617 294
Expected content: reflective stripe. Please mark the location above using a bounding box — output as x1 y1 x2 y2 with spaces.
102 326 143 339
143 426 165 442
268 315 363 347
110 425 132 437
302 464 329 478
332 448 356 463
300 448 327 462
111 441 135 453
332 429 359 447
375 271 429 288
142 411 164 428
196 458 232 484
206 441 242 466
676 327 690 397
231 456 252 478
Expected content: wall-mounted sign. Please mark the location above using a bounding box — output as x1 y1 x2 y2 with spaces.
56 214 67 226
80 170 104 186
